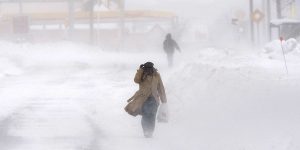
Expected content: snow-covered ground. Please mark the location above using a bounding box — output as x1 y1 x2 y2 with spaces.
0 41 300 150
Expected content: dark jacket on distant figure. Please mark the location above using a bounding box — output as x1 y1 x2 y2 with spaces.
163 34 180 54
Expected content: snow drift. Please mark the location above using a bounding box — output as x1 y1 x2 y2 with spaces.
0 41 299 150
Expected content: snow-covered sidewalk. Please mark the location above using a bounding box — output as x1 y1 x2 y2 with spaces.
0 41 300 150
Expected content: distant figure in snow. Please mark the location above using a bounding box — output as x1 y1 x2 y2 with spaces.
163 33 181 67
125 62 167 138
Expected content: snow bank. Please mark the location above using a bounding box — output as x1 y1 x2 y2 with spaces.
263 38 300 59
0 41 300 150
0 41 24 77
165 48 300 150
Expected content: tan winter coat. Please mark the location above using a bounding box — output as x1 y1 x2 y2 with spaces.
125 68 167 116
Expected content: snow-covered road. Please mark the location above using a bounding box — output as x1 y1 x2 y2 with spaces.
0 66 103 150
0 41 300 150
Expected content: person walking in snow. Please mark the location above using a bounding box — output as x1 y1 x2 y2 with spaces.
125 62 167 138
163 33 181 67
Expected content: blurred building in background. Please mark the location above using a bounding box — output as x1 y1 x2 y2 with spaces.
0 0 177 51
246 0 300 46
269 0 300 40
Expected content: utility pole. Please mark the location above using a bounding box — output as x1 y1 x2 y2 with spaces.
68 0 75 39
250 0 255 44
267 0 272 41
89 0 95 45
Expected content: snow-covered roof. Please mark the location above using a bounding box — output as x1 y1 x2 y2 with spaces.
271 18 300 26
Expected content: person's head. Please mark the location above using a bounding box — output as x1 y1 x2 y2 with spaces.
141 62 156 81
166 33 172 39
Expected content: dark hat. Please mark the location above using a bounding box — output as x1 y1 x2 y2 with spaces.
143 62 154 68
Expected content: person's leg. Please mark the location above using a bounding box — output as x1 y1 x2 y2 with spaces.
167 53 174 67
141 115 151 137
141 102 151 136
141 97 158 137
146 98 158 134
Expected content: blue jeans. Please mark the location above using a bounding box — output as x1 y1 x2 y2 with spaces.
141 96 159 136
